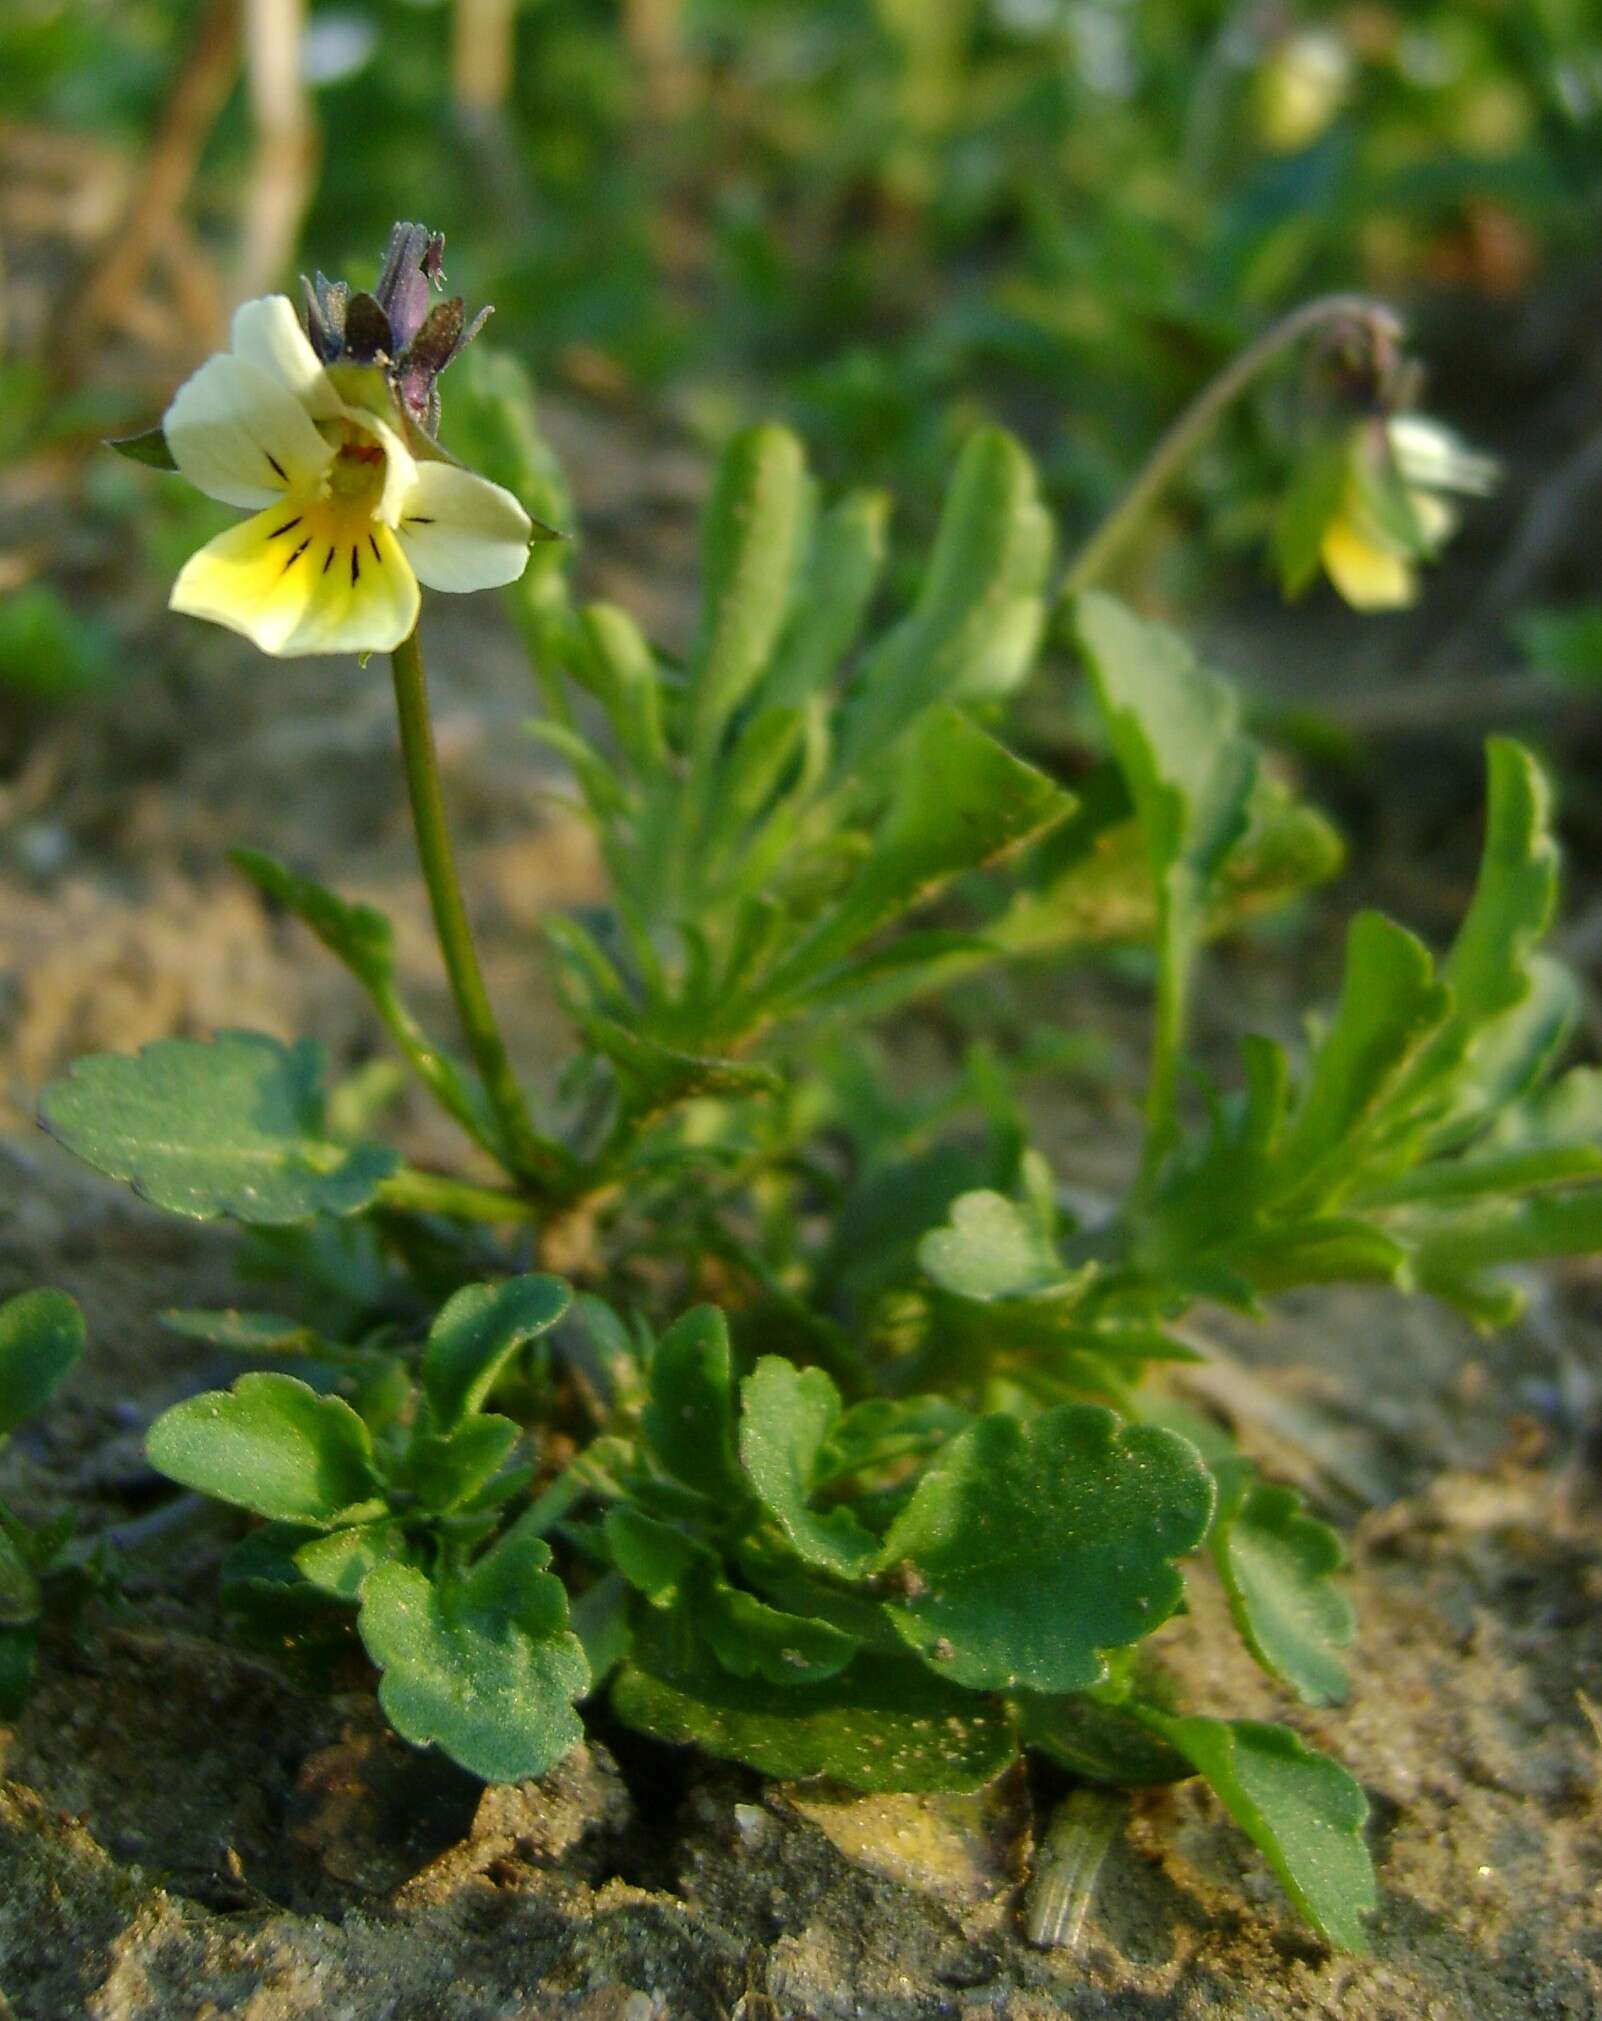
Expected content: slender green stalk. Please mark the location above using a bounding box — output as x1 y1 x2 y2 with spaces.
376 1167 542 1224
389 625 572 1194
1060 294 1402 598
1139 921 1189 1190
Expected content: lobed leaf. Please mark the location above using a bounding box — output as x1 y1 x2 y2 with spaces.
40 1031 399 1224
358 1531 589 1785
420 1273 571 1432
613 1614 1016 1793
739 1359 879 1576
839 429 1053 766
876 1406 1215 1694
1135 1710 1376 1950
919 1189 1064 1303
1211 1468 1355 1706
147 1373 383 1527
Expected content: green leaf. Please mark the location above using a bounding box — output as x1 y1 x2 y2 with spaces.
760 488 890 712
919 1190 1063 1302
220 1525 363 1687
1016 1692 1192 1785
147 1373 384 1527
420 1274 571 1432
107 425 178 471
839 429 1053 766
613 1613 1016 1793
1425 741 1568 1134
642 1305 746 1502
358 1532 589 1784
739 1359 879 1576
403 1415 523 1513
817 1395 971 1485
772 707 1072 997
0 1525 41 1629
1072 593 1259 1005
688 425 812 757
40 1030 400 1224
604 1504 710 1605
0 1290 85 1440
231 849 395 993
1134 1712 1375 1950
160 1308 330 1357
1274 912 1449 1203
579 1015 782 1116
1211 1468 1354 1706
704 1580 861 1686
0 1623 40 1718
875 1406 1215 1693
294 1521 417 1600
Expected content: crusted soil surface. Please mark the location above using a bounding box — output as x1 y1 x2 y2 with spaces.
2 403 1601 2019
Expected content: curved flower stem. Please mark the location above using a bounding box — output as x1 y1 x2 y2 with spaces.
1060 293 1403 600
389 624 573 1196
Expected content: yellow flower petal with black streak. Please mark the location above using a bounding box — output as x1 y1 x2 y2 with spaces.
159 294 532 658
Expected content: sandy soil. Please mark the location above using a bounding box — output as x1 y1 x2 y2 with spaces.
1 401 1600 2020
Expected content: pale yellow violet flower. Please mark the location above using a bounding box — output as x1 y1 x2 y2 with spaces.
1320 414 1498 612
163 295 532 656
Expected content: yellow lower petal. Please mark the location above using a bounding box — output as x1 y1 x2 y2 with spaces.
1320 519 1417 611
171 501 420 656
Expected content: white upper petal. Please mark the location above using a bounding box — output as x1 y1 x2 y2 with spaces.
395 461 533 593
163 353 334 509
364 412 420 528
230 295 344 420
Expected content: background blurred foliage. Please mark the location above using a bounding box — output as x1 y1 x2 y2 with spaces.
6 0 1602 591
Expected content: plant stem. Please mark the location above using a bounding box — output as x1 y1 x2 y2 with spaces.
1139 917 1189 1190
376 1168 541 1224
1060 294 1403 599
389 624 571 1195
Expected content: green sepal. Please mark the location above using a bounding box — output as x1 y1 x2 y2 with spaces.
107 426 178 471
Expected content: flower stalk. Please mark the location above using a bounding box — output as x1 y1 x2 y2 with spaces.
1060 293 1404 599
389 625 572 1196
